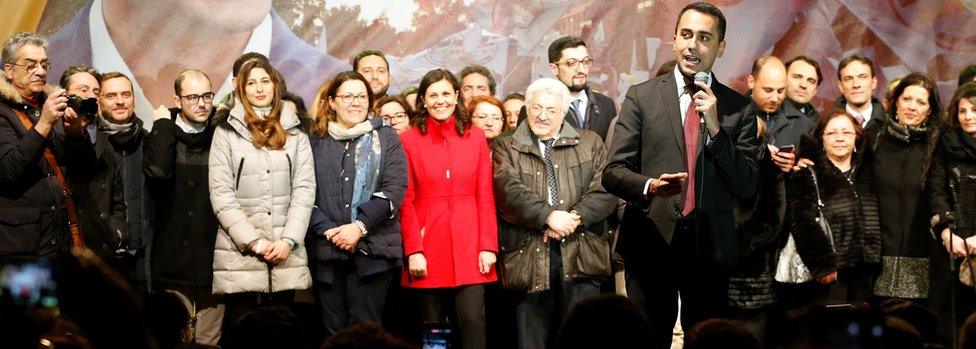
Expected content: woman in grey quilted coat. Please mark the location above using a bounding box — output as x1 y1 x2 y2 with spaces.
208 59 316 325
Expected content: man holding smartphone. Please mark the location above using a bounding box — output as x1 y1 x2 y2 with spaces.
746 56 815 173
0 32 95 262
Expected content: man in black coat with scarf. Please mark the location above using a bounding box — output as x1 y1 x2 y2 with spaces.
95 72 151 291
145 69 222 346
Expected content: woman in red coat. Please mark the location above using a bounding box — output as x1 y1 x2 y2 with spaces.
399 69 498 349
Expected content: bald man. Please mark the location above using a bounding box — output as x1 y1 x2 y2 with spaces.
746 56 814 173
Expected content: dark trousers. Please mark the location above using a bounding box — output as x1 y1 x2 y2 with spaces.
930 252 976 347
516 240 603 349
418 285 486 349
625 218 729 349
223 290 295 329
315 260 392 337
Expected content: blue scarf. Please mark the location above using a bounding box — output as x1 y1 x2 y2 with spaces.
328 119 383 221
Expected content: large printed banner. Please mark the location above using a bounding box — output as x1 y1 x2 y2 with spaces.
29 0 976 127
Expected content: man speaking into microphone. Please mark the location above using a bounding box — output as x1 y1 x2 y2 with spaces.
603 2 758 347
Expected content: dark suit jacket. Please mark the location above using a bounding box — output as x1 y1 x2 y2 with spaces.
47 4 347 110
834 97 887 134
603 72 758 273
518 87 617 140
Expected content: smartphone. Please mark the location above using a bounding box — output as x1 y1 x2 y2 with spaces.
0 261 58 309
778 145 796 154
422 322 452 349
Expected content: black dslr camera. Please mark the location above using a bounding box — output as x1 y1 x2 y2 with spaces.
66 94 98 122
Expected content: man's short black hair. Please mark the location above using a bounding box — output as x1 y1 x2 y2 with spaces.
352 49 389 71
675 2 727 42
232 52 270 78
837 54 875 80
59 65 101 90
458 65 496 96
548 36 587 63
503 92 525 103
958 63 976 87
785 55 823 86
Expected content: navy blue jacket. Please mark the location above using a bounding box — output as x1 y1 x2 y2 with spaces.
308 121 407 284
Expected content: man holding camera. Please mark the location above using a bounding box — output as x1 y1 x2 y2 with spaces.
59 65 129 270
0 32 94 262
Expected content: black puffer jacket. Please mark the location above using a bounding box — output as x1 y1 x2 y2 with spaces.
789 135 882 278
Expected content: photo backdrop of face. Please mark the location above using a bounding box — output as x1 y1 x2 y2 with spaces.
34 0 976 128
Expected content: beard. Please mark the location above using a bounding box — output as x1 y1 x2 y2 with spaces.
567 82 588 93
372 84 389 98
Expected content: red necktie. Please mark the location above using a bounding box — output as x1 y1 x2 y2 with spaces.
682 100 699 216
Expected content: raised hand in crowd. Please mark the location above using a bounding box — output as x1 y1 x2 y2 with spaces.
35 88 67 138
152 104 169 122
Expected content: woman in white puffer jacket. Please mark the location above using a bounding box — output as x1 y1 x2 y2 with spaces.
208 59 315 323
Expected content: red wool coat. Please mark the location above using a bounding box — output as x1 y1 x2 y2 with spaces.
399 115 498 288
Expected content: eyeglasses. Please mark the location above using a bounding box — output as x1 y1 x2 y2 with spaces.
9 61 51 73
556 58 593 69
180 92 215 104
380 112 408 122
473 113 503 123
336 94 369 105
529 104 561 118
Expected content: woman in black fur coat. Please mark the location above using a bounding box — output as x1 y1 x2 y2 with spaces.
786 111 882 308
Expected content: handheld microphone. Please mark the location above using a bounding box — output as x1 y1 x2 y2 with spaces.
694 71 710 134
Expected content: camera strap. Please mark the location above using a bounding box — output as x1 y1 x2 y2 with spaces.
12 108 86 250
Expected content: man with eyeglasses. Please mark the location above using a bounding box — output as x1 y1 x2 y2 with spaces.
58 65 132 273
94 71 151 292
517 37 617 141
0 32 95 263
146 68 223 345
